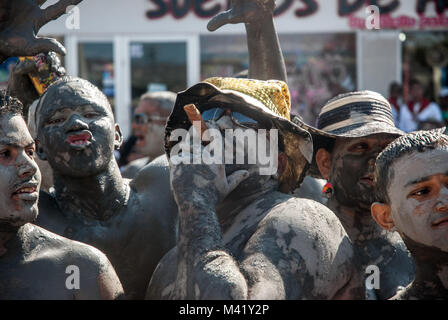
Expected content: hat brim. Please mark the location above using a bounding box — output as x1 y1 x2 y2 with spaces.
292 116 404 179
164 82 313 189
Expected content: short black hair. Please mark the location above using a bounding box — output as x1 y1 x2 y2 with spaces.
389 82 402 95
375 128 448 204
410 78 422 88
0 90 24 119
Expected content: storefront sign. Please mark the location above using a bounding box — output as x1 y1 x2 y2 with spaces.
145 0 448 30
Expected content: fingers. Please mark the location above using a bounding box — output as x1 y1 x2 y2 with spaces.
13 59 37 76
28 37 66 56
226 170 250 193
207 10 235 32
40 0 83 27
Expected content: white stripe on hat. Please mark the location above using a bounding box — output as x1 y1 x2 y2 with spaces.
320 110 395 132
319 91 390 116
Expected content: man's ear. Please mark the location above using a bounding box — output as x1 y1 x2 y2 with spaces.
35 139 47 161
277 152 288 177
371 202 395 231
315 148 332 180
114 124 123 150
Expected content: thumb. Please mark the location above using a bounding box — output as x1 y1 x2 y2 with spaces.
226 170 250 193
28 37 66 56
207 10 235 32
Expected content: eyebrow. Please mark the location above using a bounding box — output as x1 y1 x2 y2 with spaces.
0 140 35 148
405 171 448 187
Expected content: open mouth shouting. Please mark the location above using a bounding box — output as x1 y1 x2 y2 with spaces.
66 130 93 150
11 182 39 202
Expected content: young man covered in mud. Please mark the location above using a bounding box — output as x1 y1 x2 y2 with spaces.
0 93 124 299
372 129 448 299
294 92 416 299
146 77 363 299
23 76 179 299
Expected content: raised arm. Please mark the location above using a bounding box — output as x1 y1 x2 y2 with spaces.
0 0 83 63
168 155 251 299
207 0 287 82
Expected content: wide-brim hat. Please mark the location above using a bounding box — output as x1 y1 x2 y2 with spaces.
292 90 404 178
165 77 313 192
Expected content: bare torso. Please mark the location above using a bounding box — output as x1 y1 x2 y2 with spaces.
148 192 362 299
0 224 123 300
36 156 178 299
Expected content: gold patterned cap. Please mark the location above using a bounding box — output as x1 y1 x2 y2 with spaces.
204 77 291 120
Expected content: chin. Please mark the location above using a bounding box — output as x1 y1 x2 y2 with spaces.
9 208 38 227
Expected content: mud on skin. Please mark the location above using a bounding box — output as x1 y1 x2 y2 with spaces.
386 149 448 299
326 135 416 299
0 111 123 299
147 117 364 300
34 78 179 299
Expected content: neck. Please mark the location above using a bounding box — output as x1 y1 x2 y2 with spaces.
403 236 448 298
217 178 278 232
0 223 20 257
53 160 129 221
328 197 383 243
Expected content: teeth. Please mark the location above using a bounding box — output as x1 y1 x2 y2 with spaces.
16 187 35 194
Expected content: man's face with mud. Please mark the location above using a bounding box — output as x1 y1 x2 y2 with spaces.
36 79 120 177
170 106 279 194
0 114 40 227
329 133 396 207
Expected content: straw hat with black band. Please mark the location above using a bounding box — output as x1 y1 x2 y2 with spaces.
165 77 313 193
292 90 404 178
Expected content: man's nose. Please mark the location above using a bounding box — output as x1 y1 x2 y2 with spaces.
435 186 448 213
65 114 89 132
367 157 376 171
16 151 38 179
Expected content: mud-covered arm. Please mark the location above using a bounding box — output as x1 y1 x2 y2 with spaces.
169 156 251 299
0 0 83 63
207 0 286 82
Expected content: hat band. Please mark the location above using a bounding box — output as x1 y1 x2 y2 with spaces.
318 101 395 132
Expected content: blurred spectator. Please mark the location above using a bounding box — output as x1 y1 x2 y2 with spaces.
399 79 443 132
440 87 448 126
387 82 403 126
121 91 176 178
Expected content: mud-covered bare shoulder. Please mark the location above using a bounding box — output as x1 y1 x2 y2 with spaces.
21 224 124 299
257 197 348 243
129 154 178 232
241 197 355 298
130 155 171 193
22 223 108 268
